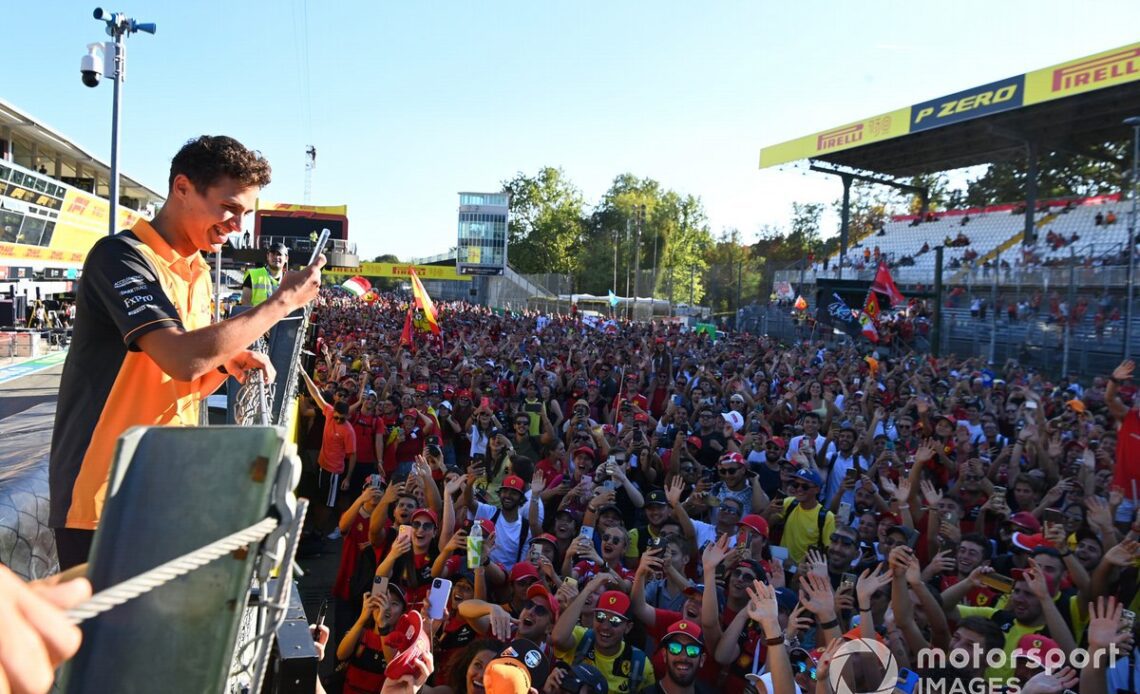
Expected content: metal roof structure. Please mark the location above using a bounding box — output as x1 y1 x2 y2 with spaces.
0 97 164 207
760 42 1140 176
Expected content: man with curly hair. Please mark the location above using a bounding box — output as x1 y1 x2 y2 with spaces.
49 135 325 569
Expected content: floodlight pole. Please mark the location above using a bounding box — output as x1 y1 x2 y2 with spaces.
1125 116 1140 361
91 9 156 237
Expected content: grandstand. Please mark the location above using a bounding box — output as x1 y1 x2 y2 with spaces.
827 196 1133 282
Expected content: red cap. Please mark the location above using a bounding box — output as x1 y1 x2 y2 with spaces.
769 436 787 448
655 337 666 344
457 388 472 398
596 590 630 618
502 475 526 493
936 414 958 426
1014 634 1062 669
719 451 746 466
1009 512 1042 533
1012 532 1052 553
572 446 596 461
411 508 438 526
474 519 496 536
662 619 703 644
509 561 540 583
740 514 770 538
443 387 456 397
532 533 558 548
686 435 703 450
415 383 429 393
526 583 560 623
403 408 419 418
634 412 649 423
601 424 616 436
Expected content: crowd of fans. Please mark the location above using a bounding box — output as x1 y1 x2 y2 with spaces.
296 289 1140 694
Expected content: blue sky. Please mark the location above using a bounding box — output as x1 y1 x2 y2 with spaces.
8 1 1139 260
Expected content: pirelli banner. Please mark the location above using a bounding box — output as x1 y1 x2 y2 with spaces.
324 262 471 282
759 40 1140 168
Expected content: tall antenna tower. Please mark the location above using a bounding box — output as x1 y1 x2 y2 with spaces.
303 145 316 203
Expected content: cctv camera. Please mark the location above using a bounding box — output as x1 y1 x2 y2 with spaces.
80 44 104 88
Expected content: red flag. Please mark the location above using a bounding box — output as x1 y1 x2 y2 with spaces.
870 262 905 307
400 308 414 347
863 291 881 323
794 295 808 312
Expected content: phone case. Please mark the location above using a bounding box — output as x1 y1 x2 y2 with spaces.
427 578 452 620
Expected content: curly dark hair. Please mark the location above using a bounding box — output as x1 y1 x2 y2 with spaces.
448 639 504 694
168 135 271 192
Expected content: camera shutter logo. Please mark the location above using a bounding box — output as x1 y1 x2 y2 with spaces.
827 637 897 694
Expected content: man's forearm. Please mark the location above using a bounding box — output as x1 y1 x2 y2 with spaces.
138 297 298 382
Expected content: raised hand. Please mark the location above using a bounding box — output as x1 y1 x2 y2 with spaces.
1086 496 1114 530
806 548 828 577
920 479 942 507
856 564 893 607
799 572 837 618
1022 560 1052 600
785 603 814 640
1104 539 1140 567
745 580 780 626
1020 667 1079 694
1113 360 1135 383
1087 596 1128 650
665 475 685 507
637 548 665 577
444 530 468 553
702 534 732 572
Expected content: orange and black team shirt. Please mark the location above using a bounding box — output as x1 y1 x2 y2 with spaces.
49 219 216 531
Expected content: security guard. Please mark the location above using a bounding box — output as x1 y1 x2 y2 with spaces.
241 241 289 306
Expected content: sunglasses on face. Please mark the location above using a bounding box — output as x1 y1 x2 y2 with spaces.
730 569 757 581
333 416 346 423
718 467 739 476
410 521 435 531
595 611 628 626
788 482 814 491
666 642 703 658
523 600 550 617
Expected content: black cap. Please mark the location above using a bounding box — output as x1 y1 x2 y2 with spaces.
498 638 550 688
563 664 608 694
645 489 669 506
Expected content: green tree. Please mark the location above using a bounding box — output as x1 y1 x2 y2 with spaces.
965 140 1129 206
579 174 713 302
703 228 763 316
501 167 587 275
367 253 402 290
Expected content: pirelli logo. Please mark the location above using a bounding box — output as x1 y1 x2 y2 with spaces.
1051 46 1140 93
817 124 863 152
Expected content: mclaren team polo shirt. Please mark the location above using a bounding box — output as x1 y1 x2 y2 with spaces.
49 219 215 530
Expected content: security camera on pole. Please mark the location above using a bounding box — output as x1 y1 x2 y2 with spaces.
80 8 156 237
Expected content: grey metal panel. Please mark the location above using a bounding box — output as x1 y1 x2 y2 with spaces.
59 425 285 694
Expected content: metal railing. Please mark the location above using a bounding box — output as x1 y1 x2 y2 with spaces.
255 235 357 256
773 263 1135 289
